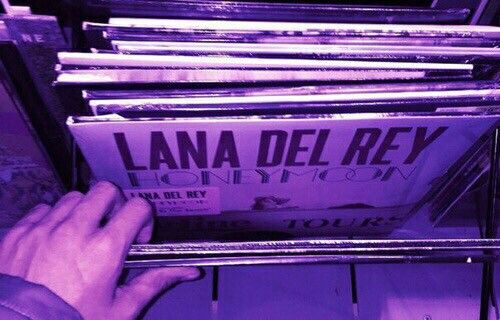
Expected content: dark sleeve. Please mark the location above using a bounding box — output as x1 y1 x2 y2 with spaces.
0 274 83 320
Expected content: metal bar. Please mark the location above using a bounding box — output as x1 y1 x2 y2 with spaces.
127 246 500 257
470 0 491 25
480 128 500 320
480 128 499 320
211 267 219 320
124 253 499 268
485 129 499 240
477 0 499 25
132 238 500 250
0 0 11 14
128 238 500 256
481 263 493 320
349 264 359 319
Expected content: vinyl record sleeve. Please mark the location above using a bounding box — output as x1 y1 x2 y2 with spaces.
83 21 500 49
82 81 500 101
55 53 474 84
108 18 500 38
57 68 469 85
109 41 500 63
98 28 500 49
81 81 500 116
0 13 73 188
86 87 500 116
68 112 499 238
58 52 472 70
83 1 469 24
0 46 63 228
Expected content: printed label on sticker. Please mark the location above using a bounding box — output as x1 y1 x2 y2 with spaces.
123 187 220 216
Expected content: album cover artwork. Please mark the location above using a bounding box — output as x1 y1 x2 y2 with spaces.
59 11 500 241
0 55 63 228
67 112 499 238
0 13 74 188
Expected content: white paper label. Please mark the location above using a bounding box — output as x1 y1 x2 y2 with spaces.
124 187 220 216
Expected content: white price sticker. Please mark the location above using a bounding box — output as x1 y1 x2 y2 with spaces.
124 187 221 216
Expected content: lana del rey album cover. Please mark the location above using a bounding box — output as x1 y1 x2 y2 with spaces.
67 113 499 239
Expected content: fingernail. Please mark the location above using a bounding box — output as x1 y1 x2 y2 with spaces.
181 268 201 281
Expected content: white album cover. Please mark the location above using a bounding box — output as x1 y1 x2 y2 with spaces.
68 112 499 236
106 18 500 38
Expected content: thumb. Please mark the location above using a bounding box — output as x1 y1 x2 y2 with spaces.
113 267 200 318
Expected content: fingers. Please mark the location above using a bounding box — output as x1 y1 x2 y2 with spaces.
135 215 154 244
115 267 200 317
0 204 51 260
12 191 83 234
14 204 52 227
40 191 83 227
67 181 125 234
101 197 154 250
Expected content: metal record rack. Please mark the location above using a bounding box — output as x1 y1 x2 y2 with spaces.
0 0 497 317
120 128 499 318
59 1 499 317
68 126 499 318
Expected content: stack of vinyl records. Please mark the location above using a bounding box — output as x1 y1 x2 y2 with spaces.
58 5 500 242
0 12 68 228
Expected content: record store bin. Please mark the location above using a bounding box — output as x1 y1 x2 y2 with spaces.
0 0 499 319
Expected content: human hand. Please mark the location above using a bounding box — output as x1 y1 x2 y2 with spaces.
0 181 200 320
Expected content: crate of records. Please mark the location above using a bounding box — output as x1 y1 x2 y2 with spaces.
0 39 64 228
59 14 500 240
